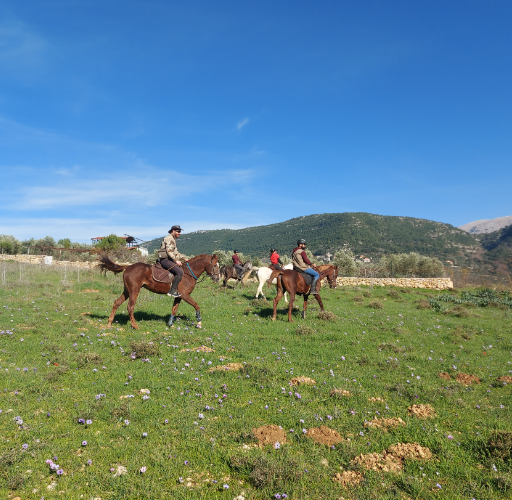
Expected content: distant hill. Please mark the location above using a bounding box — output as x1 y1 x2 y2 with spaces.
459 215 512 234
480 223 512 272
146 212 478 262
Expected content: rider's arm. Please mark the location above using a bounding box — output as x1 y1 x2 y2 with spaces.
301 251 312 266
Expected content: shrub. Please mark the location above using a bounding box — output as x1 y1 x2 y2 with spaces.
388 290 401 300
368 300 383 309
295 324 316 335
318 310 338 321
363 291 372 298
129 341 160 358
416 300 432 309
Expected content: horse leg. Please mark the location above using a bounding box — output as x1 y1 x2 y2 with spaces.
272 277 284 321
284 291 288 303
107 287 129 327
168 298 182 327
178 293 203 328
126 285 141 329
303 295 308 319
314 294 325 311
287 292 295 322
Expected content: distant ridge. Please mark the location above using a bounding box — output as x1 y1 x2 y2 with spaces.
459 215 512 234
146 212 477 261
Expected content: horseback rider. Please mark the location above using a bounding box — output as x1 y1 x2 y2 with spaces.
232 250 244 279
158 225 188 298
292 239 320 294
269 248 284 271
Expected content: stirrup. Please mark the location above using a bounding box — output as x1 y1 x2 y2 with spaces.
167 291 181 298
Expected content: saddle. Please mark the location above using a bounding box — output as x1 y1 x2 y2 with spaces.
152 261 174 284
293 266 314 286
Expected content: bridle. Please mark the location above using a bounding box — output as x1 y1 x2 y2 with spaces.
184 258 220 284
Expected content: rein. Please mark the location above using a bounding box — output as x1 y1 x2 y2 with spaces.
184 258 219 284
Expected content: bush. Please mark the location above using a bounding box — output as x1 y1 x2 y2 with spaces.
129 341 160 358
380 252 445 277
332 249 358 276
318 310 338 321
295 325 316 335
95 234 126 251
368 300 383 309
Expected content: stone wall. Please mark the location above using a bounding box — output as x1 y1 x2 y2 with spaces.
0 254 99 269
334 277 453 289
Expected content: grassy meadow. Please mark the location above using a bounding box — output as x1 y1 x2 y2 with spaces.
1 261 512 499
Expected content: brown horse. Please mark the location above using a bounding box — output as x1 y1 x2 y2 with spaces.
271 265 336 322
99 253 219 329
317 264 338 289
219 262 253 288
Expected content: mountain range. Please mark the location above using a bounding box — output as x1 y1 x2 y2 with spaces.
146 212 478 264
459 215 512 234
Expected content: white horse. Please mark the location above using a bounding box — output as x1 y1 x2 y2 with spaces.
254 263 293 301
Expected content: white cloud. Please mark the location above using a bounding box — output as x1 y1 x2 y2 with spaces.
237 117 249 130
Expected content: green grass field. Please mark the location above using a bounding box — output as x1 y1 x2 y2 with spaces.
1 262 511 499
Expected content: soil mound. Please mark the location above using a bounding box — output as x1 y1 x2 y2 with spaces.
330 388 352 397
306 426 343 446
353 443 432 473
181 345 214 353
368 397 385 403
252 425 287 447
388 442 432 460
82 289 99 293
455 373 481 385
364 417 405 430
290 376 316 386
353 451 402 473
497 376 512 384
332 470 363 487
408 404 436 419
439 372 451 380
208 363 244 373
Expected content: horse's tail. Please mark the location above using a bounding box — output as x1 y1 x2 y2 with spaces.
267 270 283 288
98 253 130 275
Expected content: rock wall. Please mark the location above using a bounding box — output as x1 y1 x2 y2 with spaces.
333 277 453 289
0 254 98 269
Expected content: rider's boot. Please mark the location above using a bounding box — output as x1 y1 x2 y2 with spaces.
309 277 319 295
167 276 182 298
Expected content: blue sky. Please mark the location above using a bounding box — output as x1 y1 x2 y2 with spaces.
1 1 511 242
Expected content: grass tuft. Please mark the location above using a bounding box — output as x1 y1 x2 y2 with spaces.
129 340 160 358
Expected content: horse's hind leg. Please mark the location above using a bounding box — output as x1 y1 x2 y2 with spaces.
127 286 141 329
107 287 129 328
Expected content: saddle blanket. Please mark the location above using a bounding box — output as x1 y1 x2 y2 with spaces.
152 262 174 284
293 267 314 286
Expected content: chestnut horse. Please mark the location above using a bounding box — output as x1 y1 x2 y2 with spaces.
271 265 336 322
98 253 219 329
317 264 339 289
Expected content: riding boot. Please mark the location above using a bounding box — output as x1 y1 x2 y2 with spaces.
309 277 319 295
167 275 182 298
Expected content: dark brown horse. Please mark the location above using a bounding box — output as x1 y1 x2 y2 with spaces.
271 265 336 322
219 262 253 288
99 253 219 329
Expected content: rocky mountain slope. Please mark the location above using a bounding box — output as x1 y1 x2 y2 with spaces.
459 215 512 234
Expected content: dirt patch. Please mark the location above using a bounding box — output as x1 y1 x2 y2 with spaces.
332 470 364 487
290 376 316 386
306 426 343 446
65 290 74 293
439 372 451 380
252 425 287 447
330 388 352 397
368 397 385 403
353 451 403 473
81 289 99 293
388 443 433 460
364 417 405 430
408 404 436 419
497 376 512 384
80 312 92 316
181 346 214 353
208 363 244 373
455 373 481 385
353 443 432 473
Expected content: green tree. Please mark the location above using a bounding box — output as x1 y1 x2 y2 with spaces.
0 235 21 254
332 249 358 276
95 234 126 251
58 238 72 249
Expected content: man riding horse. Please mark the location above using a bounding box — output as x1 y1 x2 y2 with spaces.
269 248 284 271
292 239 319 294
158 225 188 298
232 250 244 280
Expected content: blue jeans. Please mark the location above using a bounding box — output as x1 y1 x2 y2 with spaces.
304 268 319 279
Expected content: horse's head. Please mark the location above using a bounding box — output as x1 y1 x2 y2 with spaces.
208 254 221 282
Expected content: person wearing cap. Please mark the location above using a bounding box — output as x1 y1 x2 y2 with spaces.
232 250 244 279
292 239 319 294
158 225 188 297
269 248 284 271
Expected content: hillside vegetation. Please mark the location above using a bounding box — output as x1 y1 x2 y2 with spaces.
147 213 477 262
479 224 512 273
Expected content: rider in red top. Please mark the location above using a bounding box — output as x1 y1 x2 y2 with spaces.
269 248 284 271
232 250 244 279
